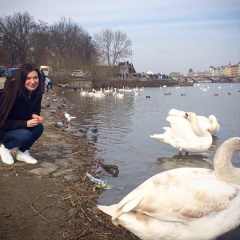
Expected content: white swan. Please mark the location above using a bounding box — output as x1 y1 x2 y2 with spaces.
113 88 124 98
80 88 88 97
93 88 105 98
169 109 220 135
104 87 113 93
98 137 240 240
133 88 140 96
198 115 220 135
150 110 213 154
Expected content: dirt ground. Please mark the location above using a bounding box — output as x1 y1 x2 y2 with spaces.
0 82 239 240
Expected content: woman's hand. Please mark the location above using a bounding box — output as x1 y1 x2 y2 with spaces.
27 119 42 127
27 114 44 127
32 114 43 123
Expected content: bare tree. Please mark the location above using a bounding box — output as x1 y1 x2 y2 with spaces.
30 20 50 66
94 29 132 66
0 12 38 65
49 17 96 70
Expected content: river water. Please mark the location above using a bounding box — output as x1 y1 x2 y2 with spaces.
56 83 240 205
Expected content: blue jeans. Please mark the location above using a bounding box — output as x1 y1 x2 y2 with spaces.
3 124 44 152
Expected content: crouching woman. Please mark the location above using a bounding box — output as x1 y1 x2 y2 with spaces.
0 63 44 164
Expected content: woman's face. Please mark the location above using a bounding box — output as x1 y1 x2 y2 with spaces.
25 70 39 92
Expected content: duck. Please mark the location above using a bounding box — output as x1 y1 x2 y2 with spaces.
98 137 240 240
168 109 220 135
150 110 213 154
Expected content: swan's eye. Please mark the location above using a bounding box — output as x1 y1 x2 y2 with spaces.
185 113 188 117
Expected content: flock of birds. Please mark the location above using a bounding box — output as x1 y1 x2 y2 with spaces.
43 94 99 138
64 112 98 137
79 86 142 98
97 108 240 239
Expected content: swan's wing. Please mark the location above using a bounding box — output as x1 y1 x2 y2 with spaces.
116 168 213 206
112 168 214 219
166 115 197 141
112 176 239 223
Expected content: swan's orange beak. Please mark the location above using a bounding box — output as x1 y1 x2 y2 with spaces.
183 113 188 118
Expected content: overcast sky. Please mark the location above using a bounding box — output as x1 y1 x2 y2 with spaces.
1 0 239 74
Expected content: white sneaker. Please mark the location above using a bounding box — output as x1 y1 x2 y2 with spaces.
0 144 14 164
16 150 38 164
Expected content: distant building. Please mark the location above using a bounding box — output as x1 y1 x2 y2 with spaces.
169 72 181 77
209 61 240 76
188 68 194 77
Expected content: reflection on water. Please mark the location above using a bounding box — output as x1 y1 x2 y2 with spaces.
208 135 219 152
56 83 240 207
156 154 212 170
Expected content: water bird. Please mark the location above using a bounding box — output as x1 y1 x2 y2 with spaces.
64 112 76 122
55 120 64 129
79 126 89 136
50 109 57 114
150 110 213 154
91 125 98 134
133 88 140 96
116 92 124 98
146 96 151 98
104 87 113 93
164 92 171 95
98 159 119 177
80 88 89 97
44 102 50 108
98 137 240 240
58 83 69 89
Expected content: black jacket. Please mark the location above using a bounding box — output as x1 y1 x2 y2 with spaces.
0 89 42 141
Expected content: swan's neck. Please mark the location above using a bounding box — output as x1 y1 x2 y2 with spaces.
214 137 240 185
209 116 217 132
189 115 208 137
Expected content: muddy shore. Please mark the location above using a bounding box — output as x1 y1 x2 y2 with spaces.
0 83 136 240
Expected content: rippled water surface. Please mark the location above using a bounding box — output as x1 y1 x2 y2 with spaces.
56 83 240 205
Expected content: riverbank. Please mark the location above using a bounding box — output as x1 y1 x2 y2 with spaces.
0 88 136 240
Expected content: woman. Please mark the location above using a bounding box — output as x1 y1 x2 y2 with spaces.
0 63 44 164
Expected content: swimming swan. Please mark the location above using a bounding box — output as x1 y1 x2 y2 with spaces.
98 137 240 240
150 110 213 154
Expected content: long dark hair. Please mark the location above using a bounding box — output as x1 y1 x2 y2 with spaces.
0 63 42 127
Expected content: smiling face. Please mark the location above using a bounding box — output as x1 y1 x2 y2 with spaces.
25 70 39 92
